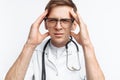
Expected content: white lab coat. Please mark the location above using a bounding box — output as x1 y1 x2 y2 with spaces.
24 39 86 80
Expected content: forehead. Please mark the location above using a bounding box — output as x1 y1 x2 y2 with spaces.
48 6 72 18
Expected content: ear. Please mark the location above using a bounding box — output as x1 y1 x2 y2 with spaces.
71 21 77 31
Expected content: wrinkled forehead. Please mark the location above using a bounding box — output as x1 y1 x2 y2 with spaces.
47 6 72 18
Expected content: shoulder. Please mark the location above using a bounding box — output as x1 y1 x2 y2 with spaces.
31 38 50 61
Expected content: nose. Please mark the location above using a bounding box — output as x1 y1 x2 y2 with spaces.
55 21 62 30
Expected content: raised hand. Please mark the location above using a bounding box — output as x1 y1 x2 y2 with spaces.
26 10 49 47
70 9 91 46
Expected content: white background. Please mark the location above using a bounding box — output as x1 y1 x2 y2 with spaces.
0 0 120 80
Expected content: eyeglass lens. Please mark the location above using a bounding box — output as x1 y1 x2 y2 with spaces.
45 18 74 28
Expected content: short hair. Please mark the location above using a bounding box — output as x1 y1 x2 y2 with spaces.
45 0 77 16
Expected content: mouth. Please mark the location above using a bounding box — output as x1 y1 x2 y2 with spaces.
54 33 64 37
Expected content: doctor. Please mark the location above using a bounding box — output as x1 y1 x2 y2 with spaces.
5 0 105 80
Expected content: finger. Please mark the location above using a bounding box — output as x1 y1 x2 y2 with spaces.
70 31 77 38
69 9 80 26
42 32 49 39
34 9 48 28
76 12 85 27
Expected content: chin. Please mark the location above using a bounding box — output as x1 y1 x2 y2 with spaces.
51 37 68 47
54 38 65 43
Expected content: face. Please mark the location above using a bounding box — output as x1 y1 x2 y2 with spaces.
45 6 75 47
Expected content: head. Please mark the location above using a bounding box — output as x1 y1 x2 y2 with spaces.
44 0 77 47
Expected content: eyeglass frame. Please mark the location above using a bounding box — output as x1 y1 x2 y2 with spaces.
44 17 74 28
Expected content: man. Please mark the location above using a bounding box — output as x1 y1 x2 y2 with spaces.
5 0 105 80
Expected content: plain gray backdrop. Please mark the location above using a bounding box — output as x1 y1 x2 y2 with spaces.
0 0 120 80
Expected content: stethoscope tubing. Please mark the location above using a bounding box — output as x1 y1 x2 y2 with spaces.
41 37 80 80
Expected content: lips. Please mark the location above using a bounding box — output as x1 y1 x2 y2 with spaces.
54 33 64 37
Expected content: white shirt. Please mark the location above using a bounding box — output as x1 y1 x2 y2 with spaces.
24 39 86 80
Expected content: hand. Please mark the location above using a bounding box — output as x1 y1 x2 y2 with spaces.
26 10 49 47
70 9 91 46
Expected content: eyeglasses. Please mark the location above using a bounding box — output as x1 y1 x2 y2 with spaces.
44 18 74 28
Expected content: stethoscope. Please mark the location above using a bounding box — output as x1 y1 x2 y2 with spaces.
40 36 81 80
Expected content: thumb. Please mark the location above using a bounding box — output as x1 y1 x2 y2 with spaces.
70 31 77 39
42 32 49 39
